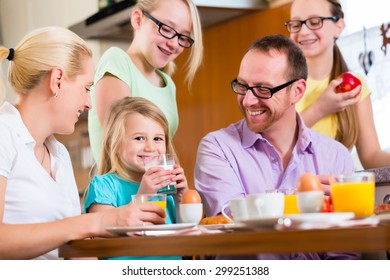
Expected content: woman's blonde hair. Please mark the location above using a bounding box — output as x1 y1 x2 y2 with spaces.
327 0 359 150
133 0 203 86
0 26 92 98
98 96 175 181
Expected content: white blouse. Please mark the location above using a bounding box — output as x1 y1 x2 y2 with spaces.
0 102 81 259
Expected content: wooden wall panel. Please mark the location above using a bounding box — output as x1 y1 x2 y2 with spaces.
173 4 291 187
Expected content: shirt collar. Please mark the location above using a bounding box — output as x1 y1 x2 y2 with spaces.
0 102 35 145
0 102 60 157
295 113 314 154
241 120 265 149
241 112 314 154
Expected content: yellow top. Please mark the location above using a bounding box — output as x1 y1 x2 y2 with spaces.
296 75 370 139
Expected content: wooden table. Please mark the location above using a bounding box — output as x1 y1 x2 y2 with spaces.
59 224 390 258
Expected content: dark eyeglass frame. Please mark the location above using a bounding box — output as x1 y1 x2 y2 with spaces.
231 79 298 99
284 16 339 33
142 11 194 48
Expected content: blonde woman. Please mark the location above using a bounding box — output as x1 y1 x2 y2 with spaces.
88 0 204 163
85 97 188 260
0 27 164 260
286 0 390 168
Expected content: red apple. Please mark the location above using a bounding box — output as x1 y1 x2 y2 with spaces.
335 72 362 93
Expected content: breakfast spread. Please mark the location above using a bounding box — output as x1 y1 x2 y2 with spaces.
374 204 390 215
199 214 232 225
335 72 362 94
296 173 324 213
181 189 202 204
297 173 323 192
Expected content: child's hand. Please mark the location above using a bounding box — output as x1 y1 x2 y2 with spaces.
315 79 361 118
138 167 175 194
171 164 188 201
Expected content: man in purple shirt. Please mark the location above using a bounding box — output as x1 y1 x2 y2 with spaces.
194 35 359 260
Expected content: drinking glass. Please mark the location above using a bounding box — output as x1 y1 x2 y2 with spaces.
330 172 375 218
131 194 167 218
278 188 300 214
143 153 177 195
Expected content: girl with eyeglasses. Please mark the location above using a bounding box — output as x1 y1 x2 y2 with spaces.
287 0 390 169
88 0 203 163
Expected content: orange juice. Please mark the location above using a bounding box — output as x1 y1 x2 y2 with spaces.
331 182 375 217
131 194 167 222
284 195 300 214
149 201 167 213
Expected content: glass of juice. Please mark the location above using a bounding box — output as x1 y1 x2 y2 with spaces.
131 194 167 220
279 188 299 215
329 172 375 218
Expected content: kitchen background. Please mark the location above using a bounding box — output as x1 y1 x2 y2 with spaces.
1 0 389 194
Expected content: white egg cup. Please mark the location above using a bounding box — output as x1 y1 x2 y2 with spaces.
297 191 324 213
179 203 203 223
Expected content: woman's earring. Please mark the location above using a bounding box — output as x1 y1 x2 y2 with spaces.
54 92 58 98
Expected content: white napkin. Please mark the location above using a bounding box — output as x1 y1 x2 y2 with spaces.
127 226 223 237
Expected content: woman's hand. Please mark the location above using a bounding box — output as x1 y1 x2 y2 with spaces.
171 164 189 202
138 167 175 194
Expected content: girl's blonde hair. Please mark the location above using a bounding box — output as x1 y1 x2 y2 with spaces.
0 26 92 99
99 96 175 181
133 0 203 87
327 0 359 150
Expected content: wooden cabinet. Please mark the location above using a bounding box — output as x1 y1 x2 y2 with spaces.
55 119 95 197
173 3 291 186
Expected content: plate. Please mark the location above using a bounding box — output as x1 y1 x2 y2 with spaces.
377 212 390 225
106 223 197 235
285 212 355 224
277 213 380 230
198 224 250 231
235 217 281 229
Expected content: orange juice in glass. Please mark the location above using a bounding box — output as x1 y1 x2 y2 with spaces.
279 188 299 214
330 172 375 218
284 195 300 214
131 194 167 220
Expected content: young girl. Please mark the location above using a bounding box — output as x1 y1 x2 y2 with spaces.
286 0 390 169
88 0 203 163
0 27 165 260
84 97 188 260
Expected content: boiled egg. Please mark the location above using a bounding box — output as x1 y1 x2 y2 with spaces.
297 173 323 192
181 189 202 204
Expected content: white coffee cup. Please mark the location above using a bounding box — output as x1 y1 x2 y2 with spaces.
221 198 249 223
179 203 203 223
246 193 284 218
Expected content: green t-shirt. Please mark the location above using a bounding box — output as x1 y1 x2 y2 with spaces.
88 47 178 163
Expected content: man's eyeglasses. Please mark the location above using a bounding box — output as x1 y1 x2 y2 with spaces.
142 11 194 48
231 79 298 99
284 16 339 33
